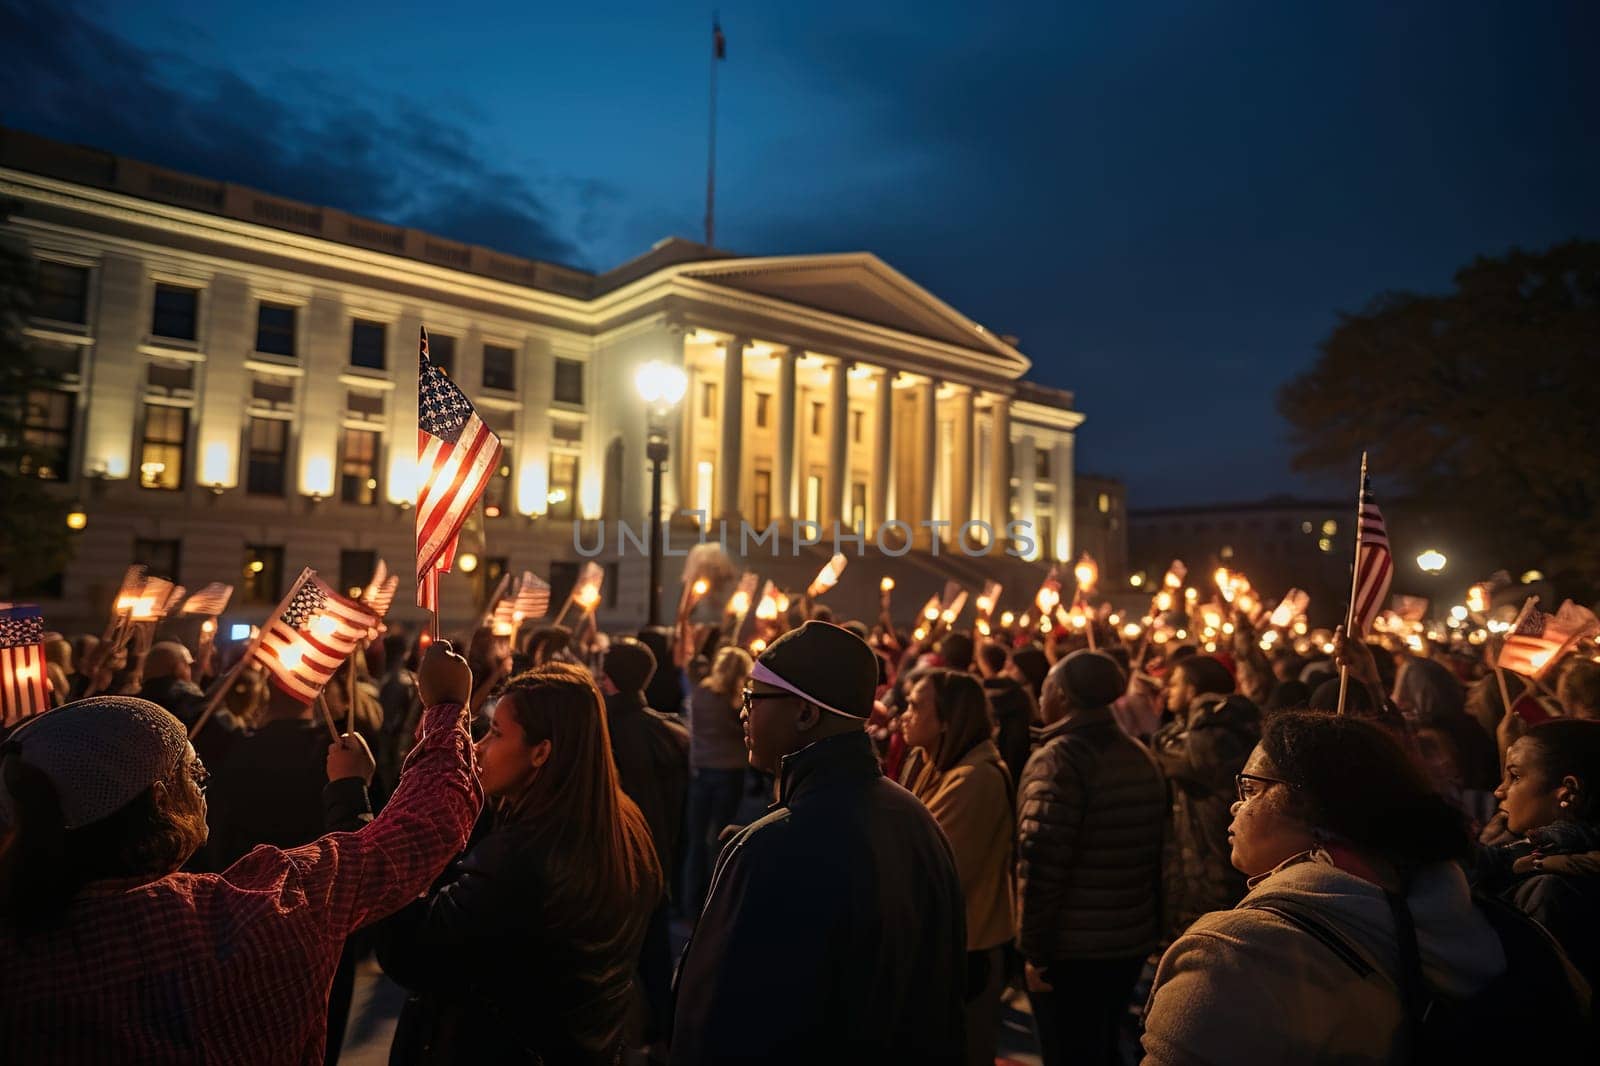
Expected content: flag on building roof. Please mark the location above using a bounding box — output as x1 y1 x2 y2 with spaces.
1349 472 1393 638
1498 599 1600 680
181 582 234 617
256 571 378 703
0 604 49 725
514 572 550 622
416 326 503 609
713 16 726 59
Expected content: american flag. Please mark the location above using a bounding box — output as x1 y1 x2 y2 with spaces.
513 571 550 622
1349 472 1393 638
360 559 399 620
181 582 234 616
1498 599 1600 679
415 326 503 609
0 605 49 725
255 572 378 702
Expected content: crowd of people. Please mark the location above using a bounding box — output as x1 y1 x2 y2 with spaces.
2 579 1598 1063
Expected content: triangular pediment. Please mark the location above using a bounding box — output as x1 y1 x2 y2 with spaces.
677 253 1029 372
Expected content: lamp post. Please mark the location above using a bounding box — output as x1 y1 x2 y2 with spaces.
635 360 688 626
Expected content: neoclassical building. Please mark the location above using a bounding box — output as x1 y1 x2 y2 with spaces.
1 126 1083 629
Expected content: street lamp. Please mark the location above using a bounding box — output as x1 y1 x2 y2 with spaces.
635 360 688 626
1416 549 1447 574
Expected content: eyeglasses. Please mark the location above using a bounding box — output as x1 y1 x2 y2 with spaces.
187 759 210 796
741 689 792 713
1235 771 1295 804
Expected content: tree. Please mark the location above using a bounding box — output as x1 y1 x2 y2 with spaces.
0 200 73 596
1280 241 1600 599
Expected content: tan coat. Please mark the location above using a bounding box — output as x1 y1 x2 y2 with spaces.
902 739 1016 951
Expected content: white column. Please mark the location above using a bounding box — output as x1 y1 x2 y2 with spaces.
919 378 938 541
990 395 1011 533
872 368 893 532
1055 435 1075 564
827 359 849 526
775 347 797 524
678 361 697 514
953 385 975 533
1015 434 1038 560
718 336 746 521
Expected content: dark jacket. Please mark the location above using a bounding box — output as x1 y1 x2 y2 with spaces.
376 809 656 1065
983 674 1034 796
1475 820 1600 990
1152 692 1261 936
671 729 966 1064
1016 706 1166 962
201 717 330 869
138 674 208 725
606 690 690 887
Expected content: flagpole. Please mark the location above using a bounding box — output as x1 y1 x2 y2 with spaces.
188 566 312 739
704 14 720 247
1335 451 1368 716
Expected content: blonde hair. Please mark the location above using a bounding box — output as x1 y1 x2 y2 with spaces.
701 646 754 703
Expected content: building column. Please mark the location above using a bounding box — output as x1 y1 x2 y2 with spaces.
826 359 849 526
678 360 698 516
775 347 798 524
990 394 1011 533
718 336 746 521
1015 434 1038 560
1055 434 1075 564
953 385 975 534
872 368 893 532
919 377 938 543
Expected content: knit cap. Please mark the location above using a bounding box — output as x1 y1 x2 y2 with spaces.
0 696 188 829
750 621 877 719
1054 649 1127 710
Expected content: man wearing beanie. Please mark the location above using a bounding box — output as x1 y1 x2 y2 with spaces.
671 621 966 1063
1016 650 1166 1066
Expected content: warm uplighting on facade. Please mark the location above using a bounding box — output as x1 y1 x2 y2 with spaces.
302 454 334 498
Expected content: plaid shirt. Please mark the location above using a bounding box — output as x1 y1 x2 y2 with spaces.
0 702 482 1064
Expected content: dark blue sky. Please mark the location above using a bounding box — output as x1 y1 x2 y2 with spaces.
3 0 1596 505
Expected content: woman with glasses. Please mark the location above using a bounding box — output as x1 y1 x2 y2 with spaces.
898 668 1015 1065
375 662 662 1065
1142 711 1512 1064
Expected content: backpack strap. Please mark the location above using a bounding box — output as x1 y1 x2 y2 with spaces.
1242 902 1375 978
1384 890 1430 1043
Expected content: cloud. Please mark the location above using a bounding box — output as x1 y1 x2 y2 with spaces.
0 0 600 265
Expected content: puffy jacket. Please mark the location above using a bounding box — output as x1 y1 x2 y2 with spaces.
1475 820 1600 990
1152 692 1261 936
672 728 966 1063
1016 705 1166 962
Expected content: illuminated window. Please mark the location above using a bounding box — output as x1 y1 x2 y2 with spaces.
695 460 714 517
483 344 516 391
1035 450 1051 480
810 402 824 436
255 303 296 357
350 320 386 370
805 475 822 523
852 410 864 444
752 469 771 528
755 391 771 428
243 545 283 604
21 389 72 480
339 428 380 505
1097 492 1110 513
139 404 187 490
151 284 199 341
548 453 579 520
34 261 89 324
851 481 867 529
246 417 287 496
700 381 717 419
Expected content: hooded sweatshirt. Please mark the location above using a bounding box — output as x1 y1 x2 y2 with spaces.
1142 852 1505 1066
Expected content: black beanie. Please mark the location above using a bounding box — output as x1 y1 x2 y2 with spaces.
1054 649 1126 710
751 620 877 718
604 637 657 694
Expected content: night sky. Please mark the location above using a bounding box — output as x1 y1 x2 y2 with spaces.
3 0 1596 506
